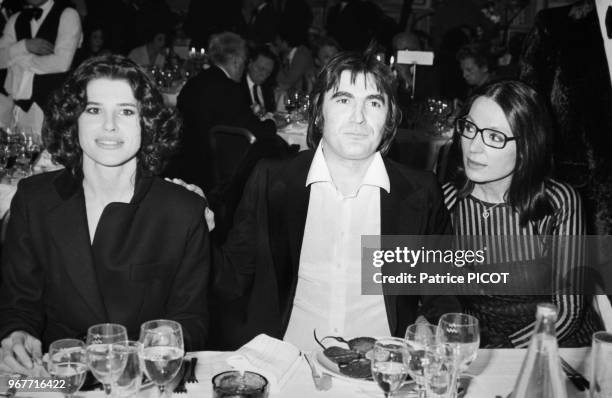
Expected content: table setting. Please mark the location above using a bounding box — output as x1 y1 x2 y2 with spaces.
273 91 310 151
1 307 608 398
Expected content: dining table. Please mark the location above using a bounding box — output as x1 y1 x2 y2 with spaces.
7 347 590 397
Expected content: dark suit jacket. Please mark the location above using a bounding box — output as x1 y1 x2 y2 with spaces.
241 76 276 113
172 65 277 191
0 170 210 350
209 150 459 349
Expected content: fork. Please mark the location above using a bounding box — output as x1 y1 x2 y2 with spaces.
560 357 590 391
173 359 191 393
303 352 332 391
185 357 199 383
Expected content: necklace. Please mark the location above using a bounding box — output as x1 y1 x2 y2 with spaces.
482 203 503 219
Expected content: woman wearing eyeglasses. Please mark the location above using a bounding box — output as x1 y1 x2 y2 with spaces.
442 80 602 347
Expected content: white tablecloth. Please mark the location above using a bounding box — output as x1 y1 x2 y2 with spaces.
277 121 308 151
15 348 589 397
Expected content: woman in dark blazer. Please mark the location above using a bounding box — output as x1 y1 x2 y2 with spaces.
0 55 210 373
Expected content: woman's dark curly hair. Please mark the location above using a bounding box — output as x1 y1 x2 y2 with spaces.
307 47 401 155
44 54 181 176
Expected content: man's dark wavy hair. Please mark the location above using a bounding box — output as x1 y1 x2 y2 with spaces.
44 54 181 176
306 48 401 155
453 79 554 226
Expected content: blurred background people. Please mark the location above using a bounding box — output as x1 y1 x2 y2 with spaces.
0 0 82 135
73 24 110 66
457 43 494 92
242 44 277 114
275 25 313 99
128 28 167 68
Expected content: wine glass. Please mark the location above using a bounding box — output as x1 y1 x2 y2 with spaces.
140 319 184 397
48 339 88 398
86 323 129 397
422 342 457 398
437 313 480 395
405 323 439 398
370 337 410 398
114 341 143 398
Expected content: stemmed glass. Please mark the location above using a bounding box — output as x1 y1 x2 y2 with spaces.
405 323 439 398
48 339 88 398
86 323 129 398
140 319 184 397
114 341 144 398
437 313 480 396
370 337 410 398
422 342 457 398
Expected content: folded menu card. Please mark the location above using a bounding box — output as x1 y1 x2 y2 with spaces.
226 334 302 393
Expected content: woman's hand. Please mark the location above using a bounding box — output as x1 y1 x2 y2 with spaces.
165 178 215 231
0 331 42 374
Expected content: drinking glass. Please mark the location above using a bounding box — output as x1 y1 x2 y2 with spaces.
115 341 143 398
405 323 439 398
140 319 184 397
437 313 480 396
423 342 457 398
370 337 410 398
86 323 129 397
48 339 88 398
591 331 612 398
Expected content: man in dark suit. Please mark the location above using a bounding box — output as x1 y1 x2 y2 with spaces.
245 0 277 45
173 32 278 192
242 44 277 113
210 49 459 350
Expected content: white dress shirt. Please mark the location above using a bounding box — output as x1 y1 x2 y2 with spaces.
246 73 264 108
283 144 390 351
0 0 81 132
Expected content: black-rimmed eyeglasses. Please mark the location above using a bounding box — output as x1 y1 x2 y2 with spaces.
455 118 517 149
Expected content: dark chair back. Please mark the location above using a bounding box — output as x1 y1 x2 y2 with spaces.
209 125 257 189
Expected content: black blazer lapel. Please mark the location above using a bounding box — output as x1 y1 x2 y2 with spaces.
46 172 107 321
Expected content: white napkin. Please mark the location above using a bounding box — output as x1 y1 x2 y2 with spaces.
225 334 301 393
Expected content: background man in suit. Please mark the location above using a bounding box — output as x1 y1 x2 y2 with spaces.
172 32 278 192
243 44 276 114
210 49 458 350
0 0 81 135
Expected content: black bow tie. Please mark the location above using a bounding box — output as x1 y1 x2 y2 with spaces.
23 7 43 21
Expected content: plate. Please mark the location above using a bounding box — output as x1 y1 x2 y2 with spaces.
315 349 374 385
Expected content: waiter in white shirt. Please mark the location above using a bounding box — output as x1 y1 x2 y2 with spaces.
0 0 81 136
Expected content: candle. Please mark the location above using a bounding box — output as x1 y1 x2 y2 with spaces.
390 56 395 65
200 48 205 55
212 371 269 398
189 47 195 56
376 55 381 62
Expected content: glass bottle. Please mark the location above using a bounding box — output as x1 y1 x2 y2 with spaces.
511 303 568 398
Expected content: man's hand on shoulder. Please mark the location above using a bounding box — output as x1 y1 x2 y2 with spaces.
25 38 54 55
0 330 42 374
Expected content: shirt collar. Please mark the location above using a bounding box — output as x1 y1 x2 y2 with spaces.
288 47 297 64
216 64 232 80
38 0 53 19
305 142 390 193
246 73 255 89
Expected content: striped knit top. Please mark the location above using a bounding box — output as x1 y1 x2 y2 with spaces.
442 179 600 347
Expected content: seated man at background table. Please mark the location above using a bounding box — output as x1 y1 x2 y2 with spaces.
242 44 277 114
210 47 459 350
169 32 282 192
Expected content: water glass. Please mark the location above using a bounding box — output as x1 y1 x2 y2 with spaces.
48 339 87 398
371 337 410 398
591 331 612 398
140 319 184 397
115 341 144 398
85 323 128 397
405 323 439 398
437 312 480 393
423 343 457 398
